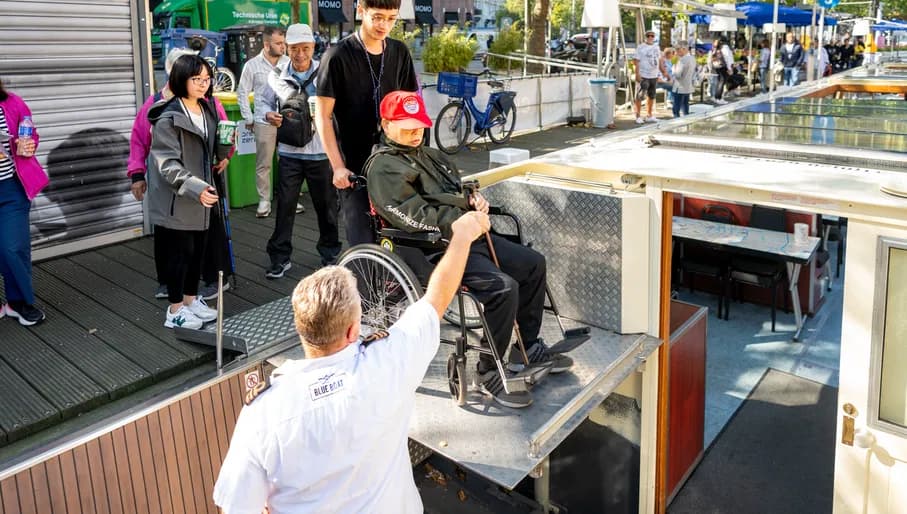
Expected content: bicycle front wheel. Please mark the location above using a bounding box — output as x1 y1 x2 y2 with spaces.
214 67 236 93
435 102 471 154
487 105 516 144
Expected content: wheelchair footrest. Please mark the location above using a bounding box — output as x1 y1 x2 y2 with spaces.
503 362 553 394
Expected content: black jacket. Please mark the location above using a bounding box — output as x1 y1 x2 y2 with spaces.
365 138 469 240
780 43 803 68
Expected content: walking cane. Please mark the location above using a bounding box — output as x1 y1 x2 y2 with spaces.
462 180 531 366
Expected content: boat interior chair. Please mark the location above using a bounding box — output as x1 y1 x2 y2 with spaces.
676 204 735 320
729 205 789 332
337 176 587 406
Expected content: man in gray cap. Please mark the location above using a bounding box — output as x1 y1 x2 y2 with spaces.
262 24 341 278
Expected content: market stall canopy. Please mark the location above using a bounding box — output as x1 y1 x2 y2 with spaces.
872 19 907 31
689 2 837 26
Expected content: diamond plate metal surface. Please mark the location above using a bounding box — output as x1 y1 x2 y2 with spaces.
483 178 624 332
412 314 661 489
199 297 298 354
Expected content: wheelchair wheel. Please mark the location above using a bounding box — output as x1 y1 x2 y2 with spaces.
339 244 424 333
442 295 483 329
447 353 468 406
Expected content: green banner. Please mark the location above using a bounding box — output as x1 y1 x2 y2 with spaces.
205 0 294 31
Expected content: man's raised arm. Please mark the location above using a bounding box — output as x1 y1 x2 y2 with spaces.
423 211 490 318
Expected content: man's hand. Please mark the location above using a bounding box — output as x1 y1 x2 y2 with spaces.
332 167 352 189
214 159 229 174
131 180 147 201
245 121 254 130
265 112 283 128
468 192 489 214
451 211 490 243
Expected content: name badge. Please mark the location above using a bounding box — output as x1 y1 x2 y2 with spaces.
309 371 347 401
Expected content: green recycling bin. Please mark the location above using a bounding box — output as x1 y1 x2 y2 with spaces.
215 91 259 208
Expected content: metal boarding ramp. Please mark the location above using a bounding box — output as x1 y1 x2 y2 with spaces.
270 313 661 498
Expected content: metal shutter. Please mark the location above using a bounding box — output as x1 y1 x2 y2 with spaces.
0 0 151 259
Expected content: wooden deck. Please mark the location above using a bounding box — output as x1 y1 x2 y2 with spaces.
0 125 604 448
0 200 325 446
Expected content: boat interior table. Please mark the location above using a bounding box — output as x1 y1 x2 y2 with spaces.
672 216 821 340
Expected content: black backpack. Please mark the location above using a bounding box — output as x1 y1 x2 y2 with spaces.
276 72 317 147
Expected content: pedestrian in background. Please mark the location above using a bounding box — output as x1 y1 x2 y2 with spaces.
236 26 299 218
633 30 662 123
263 24 341 279
315 0 419 247
0 78 49 326
780 33 803 87
759 39 771 93
672 43 695 117
148 55 227 329
128 48 234 301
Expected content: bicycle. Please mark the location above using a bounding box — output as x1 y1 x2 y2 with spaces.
187 35 237 93
434 68 517 154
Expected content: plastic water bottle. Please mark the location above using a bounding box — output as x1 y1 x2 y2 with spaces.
17 116 35 157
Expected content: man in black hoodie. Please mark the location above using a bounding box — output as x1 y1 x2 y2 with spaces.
366 91 574 409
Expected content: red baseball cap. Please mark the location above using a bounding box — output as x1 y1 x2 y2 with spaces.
380 91 433 129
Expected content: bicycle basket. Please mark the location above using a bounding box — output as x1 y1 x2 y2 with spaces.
437 72 477 98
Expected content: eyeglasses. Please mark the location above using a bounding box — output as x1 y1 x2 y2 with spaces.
190 76 211 85
365 11 398 26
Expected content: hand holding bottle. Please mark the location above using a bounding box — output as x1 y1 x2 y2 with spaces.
17 116 35 157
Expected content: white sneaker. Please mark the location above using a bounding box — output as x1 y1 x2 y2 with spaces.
187 297 218 322
296 203 305 214
714 99 728 105
635 117 645 124
164 305 204 329
256 200 271 218
645 116 658 123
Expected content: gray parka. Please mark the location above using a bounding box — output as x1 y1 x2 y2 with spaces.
147 97 219 231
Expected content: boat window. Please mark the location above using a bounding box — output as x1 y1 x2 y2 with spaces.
873 241 907 432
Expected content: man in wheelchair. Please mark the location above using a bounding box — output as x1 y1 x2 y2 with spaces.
365 91 573 408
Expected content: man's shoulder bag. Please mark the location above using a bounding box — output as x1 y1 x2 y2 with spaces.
276 72 317 147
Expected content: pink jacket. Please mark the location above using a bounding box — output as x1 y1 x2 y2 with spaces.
127 89 232 179
0 92 49 201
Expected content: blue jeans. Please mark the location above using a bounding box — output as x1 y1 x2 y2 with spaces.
783 66 798 86
673 93 690 117
658 83 673 104
759 67 769 93
0 178 35 304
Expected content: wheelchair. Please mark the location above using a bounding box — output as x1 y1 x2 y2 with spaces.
338 177 589 406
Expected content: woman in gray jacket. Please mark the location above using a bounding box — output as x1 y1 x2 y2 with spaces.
148 54 225 329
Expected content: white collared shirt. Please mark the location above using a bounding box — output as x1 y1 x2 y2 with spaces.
213 299 440 514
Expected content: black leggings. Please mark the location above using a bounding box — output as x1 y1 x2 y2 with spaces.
154 225 207 304
155 207 229 286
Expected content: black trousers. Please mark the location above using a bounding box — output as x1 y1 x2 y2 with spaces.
155 196 231 287
154 225 206 304
456 235 547 371
339 186 374 247
714 68 730 100
267 156 341 266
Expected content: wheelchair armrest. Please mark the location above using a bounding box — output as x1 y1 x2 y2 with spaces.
488 205 506 216
379 227 443 244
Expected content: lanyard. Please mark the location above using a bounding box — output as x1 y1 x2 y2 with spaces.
355 31 386 123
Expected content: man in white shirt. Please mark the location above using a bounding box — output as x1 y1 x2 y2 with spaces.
236 26 291 218
213 210 491 514
633 30 664 124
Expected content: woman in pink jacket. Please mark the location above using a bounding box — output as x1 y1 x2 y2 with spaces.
0 78 49 325
128 48 234 301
